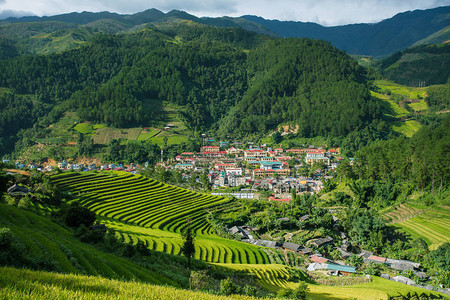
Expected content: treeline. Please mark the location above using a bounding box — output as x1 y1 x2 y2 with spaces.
425 84 450 112
0 91 51 154
355 115 449 191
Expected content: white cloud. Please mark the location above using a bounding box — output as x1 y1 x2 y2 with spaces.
0 0 449 25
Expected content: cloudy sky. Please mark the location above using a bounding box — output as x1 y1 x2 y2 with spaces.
1 0 449 26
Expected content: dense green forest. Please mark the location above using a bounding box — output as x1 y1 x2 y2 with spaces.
0 23 388 156
378 43 450 86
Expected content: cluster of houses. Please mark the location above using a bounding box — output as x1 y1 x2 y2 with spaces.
167 144 341 196
225 224 449 295
2 159 140 174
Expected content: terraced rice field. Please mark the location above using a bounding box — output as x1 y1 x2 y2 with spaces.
394 206 450 250
0 204 170 284
384 204 424 223
51 171 228 235
217 264 444 299
51 171 271 264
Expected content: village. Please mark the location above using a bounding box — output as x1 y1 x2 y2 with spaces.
4 144 342 200
3 144 449 295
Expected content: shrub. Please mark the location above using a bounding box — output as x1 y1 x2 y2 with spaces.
219 277 238 295
60 202 96 227
278 282 309 299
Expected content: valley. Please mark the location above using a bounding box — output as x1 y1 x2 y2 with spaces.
0 5 449 300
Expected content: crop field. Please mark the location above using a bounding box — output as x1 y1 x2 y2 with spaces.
51 172 230 234
137 128 161 141
374 80 427 99
216 264 445 299
408 99 428 112
93 127 143 144
371 91 409 118
74 123 106 135
0 203 171 284
0 267 253 300
391 120 421 137
383 203 424 223
393 206 450 250
51 172 271 264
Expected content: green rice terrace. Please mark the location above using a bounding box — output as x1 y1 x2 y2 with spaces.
385 204 450 250
50 171 272 264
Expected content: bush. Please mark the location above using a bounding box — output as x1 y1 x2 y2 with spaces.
219 277 238 295
277 282 309 299
74 225 105 244
60 202 96 227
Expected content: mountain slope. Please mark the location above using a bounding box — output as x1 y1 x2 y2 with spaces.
0 23 384 157
1 6 449 57
378 43 450 86
242 6 450 56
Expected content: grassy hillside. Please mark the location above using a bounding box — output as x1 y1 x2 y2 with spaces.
379 43 450 86
413 26 450 46
0 266 253 300
393 205 450 250
0 203 175 285
371 80 426 137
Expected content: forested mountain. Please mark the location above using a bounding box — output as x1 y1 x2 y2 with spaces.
241 6 450 56
1 6 449 57
0 22 386 156
378 43 450 86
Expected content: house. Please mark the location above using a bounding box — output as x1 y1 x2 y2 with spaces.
305 151 330 165
282 242 302 252
310 236 333 248
260 161 282 170
225 168 242 176
252 169 265 177
229 226 249 239
244 149 267 158
175 163 194 170
294 247 309 255
201 146 220 153
309 255 329 264
385 259 420 271
7 184 31 196
307 262 328 271
275 169 290 176
299 214 310 221
392 276 415 285
365 255 386 264
326 263 356 276
242 239 279 248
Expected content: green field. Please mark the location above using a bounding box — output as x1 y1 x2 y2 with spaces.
391 120 422 137
0 267 252 300
217 264 445 299
371 91 409 118
408 99 428 112
51 171 271 264
374 80 427 99
74 123 106 135
394 206 450 250
0 203 172 284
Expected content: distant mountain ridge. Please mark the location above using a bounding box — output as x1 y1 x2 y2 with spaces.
1 6 449 56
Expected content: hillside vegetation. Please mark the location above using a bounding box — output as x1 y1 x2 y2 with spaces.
378 43 450 86
0 23 387 157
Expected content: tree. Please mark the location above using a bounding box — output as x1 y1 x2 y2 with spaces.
60 202 96 228
181 219 196 268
